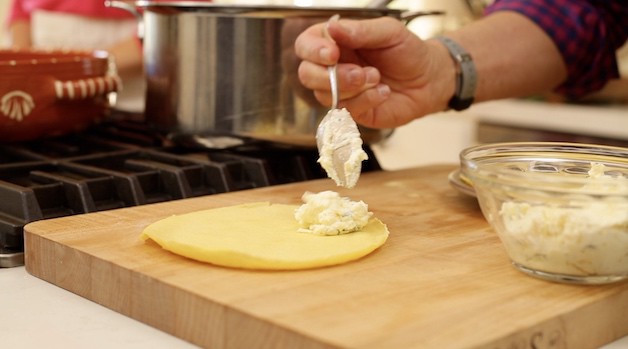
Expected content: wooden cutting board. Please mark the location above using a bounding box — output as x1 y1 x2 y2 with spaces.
24 165 628 349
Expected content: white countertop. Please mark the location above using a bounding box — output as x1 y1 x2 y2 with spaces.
0 266 198 349
470 99 628 141
2 265 628 348
372 99 628 171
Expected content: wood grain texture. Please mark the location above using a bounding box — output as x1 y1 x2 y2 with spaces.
24 165 628 349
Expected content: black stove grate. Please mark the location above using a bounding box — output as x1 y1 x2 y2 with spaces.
0 121 381 267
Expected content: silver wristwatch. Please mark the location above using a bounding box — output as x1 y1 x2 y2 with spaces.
435 36 477 111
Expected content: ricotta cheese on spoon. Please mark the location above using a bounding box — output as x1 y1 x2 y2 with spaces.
318 108 368 189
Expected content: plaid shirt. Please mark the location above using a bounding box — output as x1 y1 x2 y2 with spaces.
485 0 628 98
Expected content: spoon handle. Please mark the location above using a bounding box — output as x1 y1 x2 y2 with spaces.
324 14 340 110
328 65 338 110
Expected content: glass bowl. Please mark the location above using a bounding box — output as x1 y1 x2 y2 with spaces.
461 142 628 284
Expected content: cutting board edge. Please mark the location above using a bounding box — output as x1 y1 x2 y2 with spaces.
24 222 628 349
23 227 350 349
25 226 358 349
484 289 628 349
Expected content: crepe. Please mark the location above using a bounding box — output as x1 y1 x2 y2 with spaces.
141 202 389 270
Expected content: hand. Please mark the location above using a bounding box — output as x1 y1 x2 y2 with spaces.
294 17 454 129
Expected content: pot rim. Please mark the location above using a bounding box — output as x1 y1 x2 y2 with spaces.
135 1 406 16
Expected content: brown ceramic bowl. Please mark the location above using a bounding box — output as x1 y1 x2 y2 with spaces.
0 48 121 142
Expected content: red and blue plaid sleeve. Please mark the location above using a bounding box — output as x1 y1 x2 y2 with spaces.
485 0 628 98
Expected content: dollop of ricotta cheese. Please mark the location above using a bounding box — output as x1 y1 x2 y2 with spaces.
499 163 628 276
294 190 372 235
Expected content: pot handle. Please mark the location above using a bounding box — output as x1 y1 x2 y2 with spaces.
400 10 445 24
105 0 144 39
54 75 122 101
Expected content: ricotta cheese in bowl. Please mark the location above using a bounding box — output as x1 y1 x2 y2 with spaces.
461 142 628 284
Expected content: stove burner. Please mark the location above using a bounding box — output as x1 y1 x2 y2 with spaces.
0 121 381 267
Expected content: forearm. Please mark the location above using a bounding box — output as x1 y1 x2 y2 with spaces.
106 36 143 75
484 0 628 98
439 11 567 104
8 20 32 48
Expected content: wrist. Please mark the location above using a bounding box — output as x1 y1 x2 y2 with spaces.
433 36 477 111
425 39 457 113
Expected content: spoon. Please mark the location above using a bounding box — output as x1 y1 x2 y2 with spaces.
315 15 368 189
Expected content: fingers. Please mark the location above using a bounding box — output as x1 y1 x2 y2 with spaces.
340 84 392 122
293 16 420 129
294 17 408 65
298 62 385 104
294 23 339 66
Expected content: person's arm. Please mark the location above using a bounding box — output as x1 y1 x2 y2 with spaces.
441 11 567 104
7 19 32 48
6 0 32 48
295 12 567 129
485 0 628 99
105 35 143 75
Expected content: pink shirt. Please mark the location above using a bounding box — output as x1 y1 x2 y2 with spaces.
7 0 134 25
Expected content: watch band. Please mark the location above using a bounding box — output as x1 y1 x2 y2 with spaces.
435 36 477 111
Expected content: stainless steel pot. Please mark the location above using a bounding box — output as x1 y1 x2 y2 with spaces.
108 1 442 147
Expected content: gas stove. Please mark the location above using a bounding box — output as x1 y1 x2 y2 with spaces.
0 118 381 267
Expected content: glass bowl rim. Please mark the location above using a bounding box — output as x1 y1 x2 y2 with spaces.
460 141 628 195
